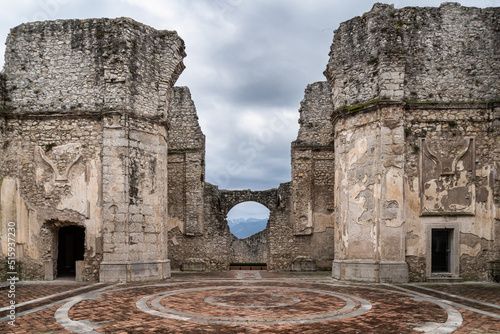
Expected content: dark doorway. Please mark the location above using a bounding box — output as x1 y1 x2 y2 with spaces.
57 225 85 278
431 229 452 273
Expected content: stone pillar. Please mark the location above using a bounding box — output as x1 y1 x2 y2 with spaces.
332 104 408 282
99 112 172 282
1 17 185 282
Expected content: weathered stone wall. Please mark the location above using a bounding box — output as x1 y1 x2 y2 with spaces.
325 3 500 108
0 18 185 282
265 182 293 270
403 102 499 281
290 81 335 269
332 103 408 282
167 87 205 236
100 115 171 282
295 82 335 147
0 73 9 112
326 3 499 282
168 183 232 271
3 18 185 115
230 230 267 264
1 116 103 280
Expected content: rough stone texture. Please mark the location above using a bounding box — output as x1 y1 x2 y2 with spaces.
168 183 232 271
0 18 185 282
3 18 185 115
0 73 9 111
332 103 408 282
166 82 336 272
325 3 500 108
230 230 267 264
292 82 335 236
327 3 499 282
219 189 278 215
165 88 233 271
403 103 499 281
290 81 335 268
295 82 335 147
291 256 317 271
167 87 205 236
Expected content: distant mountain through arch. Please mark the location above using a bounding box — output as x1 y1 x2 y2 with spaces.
227 202 269 239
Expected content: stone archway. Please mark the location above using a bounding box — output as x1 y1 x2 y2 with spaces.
57 225 85 278
218 189 278 269
41 220 86 280
227 202 270 267
219 189 278 216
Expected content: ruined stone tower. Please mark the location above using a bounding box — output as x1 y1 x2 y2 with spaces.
325 3 500 282
0 18 185 282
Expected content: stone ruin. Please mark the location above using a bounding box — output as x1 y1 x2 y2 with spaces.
0 3 499 283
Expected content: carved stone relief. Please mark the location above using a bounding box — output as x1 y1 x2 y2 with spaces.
419 135 475 215
36 143 83 184
35 143 89 217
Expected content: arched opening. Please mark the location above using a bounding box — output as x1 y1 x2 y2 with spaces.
57 225 85 278
227 202 269 239
227 202 269 269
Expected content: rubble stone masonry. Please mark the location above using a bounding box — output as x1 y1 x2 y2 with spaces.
0 18 185 282
325 3 499 282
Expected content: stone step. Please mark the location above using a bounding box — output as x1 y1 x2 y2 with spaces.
426 276 464 283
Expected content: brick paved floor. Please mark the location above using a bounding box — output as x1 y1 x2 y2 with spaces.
0 282 90 308
0 271 499 333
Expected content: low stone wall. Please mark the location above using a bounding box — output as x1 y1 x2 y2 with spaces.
230 230 267 264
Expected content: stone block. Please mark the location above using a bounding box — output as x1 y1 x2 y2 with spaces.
291 256 317 271
99 260 171 282
129 233 144 244
129 260 171 281
144 234 158 244
44 260 54 281
332 260 408 283
181 258 206 271
99 261 128 283
131 214 144 223
75 260 84 282
379 262 408 283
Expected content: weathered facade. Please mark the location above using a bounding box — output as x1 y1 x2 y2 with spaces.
1 3 499 283
0 18 185 282
325 3 500 282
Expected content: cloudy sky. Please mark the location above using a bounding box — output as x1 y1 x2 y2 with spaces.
0 0 497 219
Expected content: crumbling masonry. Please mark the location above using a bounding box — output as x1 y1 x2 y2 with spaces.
1 3 499 283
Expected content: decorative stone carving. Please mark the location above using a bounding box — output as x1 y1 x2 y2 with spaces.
35 143 83 195
36 143 83 182
419 136 475 215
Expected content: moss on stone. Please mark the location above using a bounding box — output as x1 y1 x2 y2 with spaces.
343 99 382 113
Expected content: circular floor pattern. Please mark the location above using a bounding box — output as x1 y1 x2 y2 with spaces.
204 292 302 308
136 285 372 325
